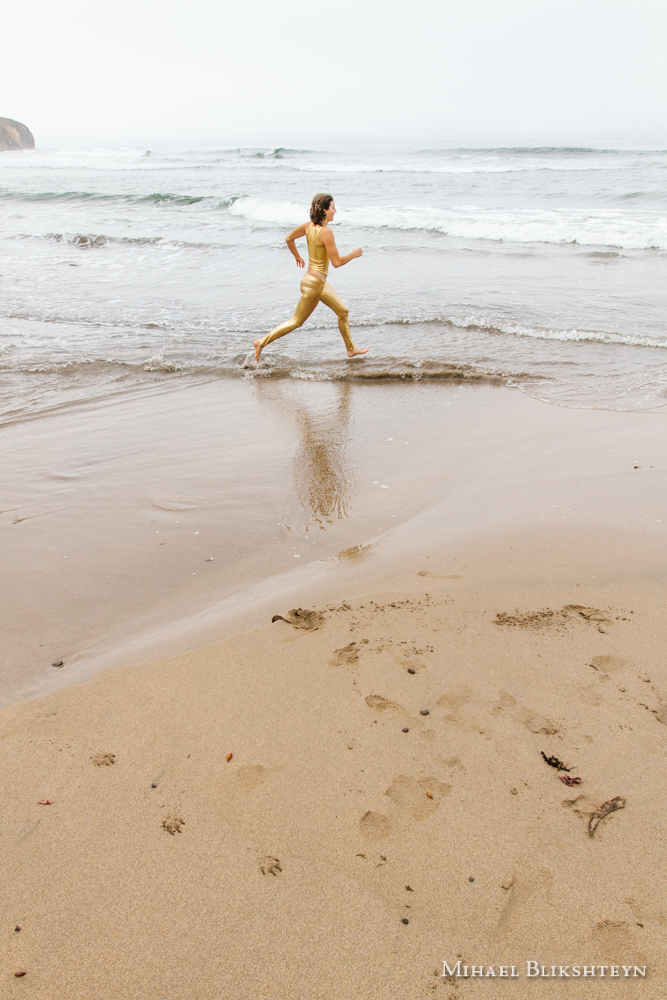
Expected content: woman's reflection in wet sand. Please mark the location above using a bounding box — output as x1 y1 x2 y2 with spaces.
291 382 353 524
252 379 355 525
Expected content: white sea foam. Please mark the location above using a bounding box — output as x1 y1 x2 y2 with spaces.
288 157 657 176
441 312 667 350
227 197 667 251
228 197 305 226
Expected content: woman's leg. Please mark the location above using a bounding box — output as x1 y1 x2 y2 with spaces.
319 282 368 356
318 282 355 353
255 275 322 359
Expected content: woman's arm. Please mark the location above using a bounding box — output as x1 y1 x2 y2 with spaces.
319 227 362 268
285 222 309 268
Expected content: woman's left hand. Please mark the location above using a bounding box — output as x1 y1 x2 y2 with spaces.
296 256 305 268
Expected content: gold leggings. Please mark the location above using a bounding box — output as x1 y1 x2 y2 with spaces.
259 273 355 352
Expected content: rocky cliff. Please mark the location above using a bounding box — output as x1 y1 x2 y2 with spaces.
0 117 35 150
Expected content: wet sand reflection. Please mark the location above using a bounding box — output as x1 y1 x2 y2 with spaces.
258 381 354 524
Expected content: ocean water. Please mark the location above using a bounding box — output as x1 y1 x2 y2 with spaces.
1 143 667 422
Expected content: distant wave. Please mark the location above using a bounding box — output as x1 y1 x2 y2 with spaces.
15 232 223 251
238 147 308 159
0 188 237 209
228 197 667 251
220 145 667 176
285 159 665 176
13 144 667 177
414 146 667 157
241 146 667 176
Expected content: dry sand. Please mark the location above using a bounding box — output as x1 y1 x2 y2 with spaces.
2 380 667 997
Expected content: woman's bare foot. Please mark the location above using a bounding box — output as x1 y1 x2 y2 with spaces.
347 347 369 357
253 339 262 362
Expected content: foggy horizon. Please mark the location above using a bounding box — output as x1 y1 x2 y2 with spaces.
2 0 666 148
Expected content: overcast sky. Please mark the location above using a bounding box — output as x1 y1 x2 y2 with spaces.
2 0 666 147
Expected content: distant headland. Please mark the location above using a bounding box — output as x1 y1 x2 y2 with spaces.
0 117 35 150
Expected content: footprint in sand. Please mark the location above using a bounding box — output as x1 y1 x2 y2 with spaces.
653 703 667 725
432 754 466 777
590 919 639 962
90 752 116 766
162 813 185 835
373 640 432 673
330 642 359 666
495 605 612 632
494 608 567 630
565 605 612 628
271 608 325 631
360 774 452 839
337 542 376 562
562 793 599 821
259 856 282 876
437 685 473 722
359 811 393 839
385 775 452 820
589 659 667 724
578 683 604 707
494 869 553 936
491 691 559 735
590 655 628 673
365 694 407 717
234 765 267 791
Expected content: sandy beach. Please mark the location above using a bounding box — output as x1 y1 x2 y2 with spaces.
2 378 667 997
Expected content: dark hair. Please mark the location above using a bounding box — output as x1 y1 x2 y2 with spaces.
310 193 333 225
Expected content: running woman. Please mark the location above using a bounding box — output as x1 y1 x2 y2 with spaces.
253 193 368 361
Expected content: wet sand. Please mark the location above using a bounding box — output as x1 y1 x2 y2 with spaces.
1 380 667 997
2 378 666 704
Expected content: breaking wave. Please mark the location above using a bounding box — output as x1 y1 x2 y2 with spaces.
228 197 667 251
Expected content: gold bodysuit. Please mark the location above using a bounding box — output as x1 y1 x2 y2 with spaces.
306 223 329 276
259 223 355 353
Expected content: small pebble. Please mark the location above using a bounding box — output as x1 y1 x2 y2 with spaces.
469 877 475 882
51 659 64 668
420 709 429 716
151 783 158 789
401 918 409 925
402 727 409 733
204 557 214 562
407 668 415 674
15 972 27 978
14 925 21 932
